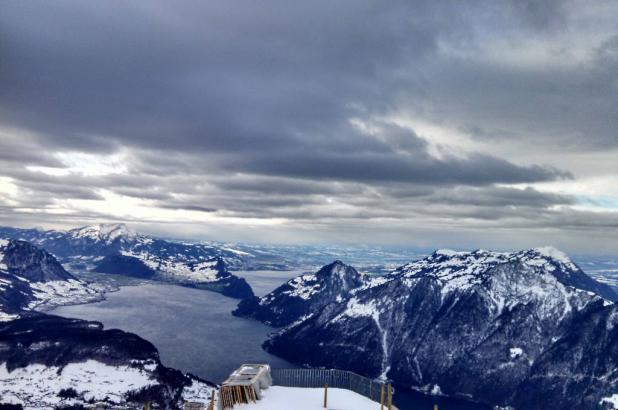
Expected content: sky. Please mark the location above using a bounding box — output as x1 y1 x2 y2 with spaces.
0 0 617 253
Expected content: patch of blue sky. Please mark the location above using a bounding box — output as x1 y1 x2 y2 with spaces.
576 195 618 210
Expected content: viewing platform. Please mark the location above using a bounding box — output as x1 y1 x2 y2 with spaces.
212 364 398 410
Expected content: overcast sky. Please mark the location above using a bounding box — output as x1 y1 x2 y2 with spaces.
1 0 617 253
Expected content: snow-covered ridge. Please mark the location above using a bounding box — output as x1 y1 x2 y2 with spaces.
374 246 614 301
394 246 577 279
67 223 140 244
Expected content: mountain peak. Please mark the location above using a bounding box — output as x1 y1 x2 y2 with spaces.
391 246 618 302
433 248 466 257
68 223 138 244
325 259 346 269
318 260 357 279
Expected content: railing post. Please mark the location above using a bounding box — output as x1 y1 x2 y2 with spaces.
387 383 392 410
324 383 328 408
380 384 385 410
434 405 439 410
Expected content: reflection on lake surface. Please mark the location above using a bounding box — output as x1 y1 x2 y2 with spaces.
52 270 489 409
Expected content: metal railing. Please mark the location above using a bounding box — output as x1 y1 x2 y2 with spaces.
271 368 389 404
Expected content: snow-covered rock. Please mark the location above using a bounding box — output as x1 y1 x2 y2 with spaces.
233 260 365 327
265 248 618 410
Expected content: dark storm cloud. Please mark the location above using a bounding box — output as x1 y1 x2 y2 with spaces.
0 0 571 186
0 0 432 151
235 149 568 185
426 186 574 208
508 0 572 30
418 32 618 150
0 134 64 167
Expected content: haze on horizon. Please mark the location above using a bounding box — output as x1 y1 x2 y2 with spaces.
1 1 617 254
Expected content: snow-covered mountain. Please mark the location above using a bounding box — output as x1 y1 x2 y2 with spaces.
0 239 102 321
264 248 618 410
233 260 365 326
0 224 254 299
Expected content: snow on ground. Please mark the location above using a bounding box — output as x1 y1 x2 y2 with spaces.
509 347 523 359
121 250 224 283
182 379 216 403
0 359 157 408
284 273 323 300
234 386 381 410
28 279 103 310
601 395 618 409
157 258 221 282
0 311 19 322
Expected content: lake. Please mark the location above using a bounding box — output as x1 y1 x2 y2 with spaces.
52 270 489 410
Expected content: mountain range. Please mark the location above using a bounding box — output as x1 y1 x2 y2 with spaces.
237 247 618 410
0 224 253 299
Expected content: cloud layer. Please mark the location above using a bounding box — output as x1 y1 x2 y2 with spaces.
0 0 617 253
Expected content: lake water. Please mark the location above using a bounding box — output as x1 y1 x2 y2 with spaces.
52 271 489 410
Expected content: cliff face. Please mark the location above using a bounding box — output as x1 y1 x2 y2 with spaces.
233 260 365 326
0 239 102 319
264 249 618 410
1 239 74 282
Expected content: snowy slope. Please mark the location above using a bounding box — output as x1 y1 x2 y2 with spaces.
266 248 618 410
